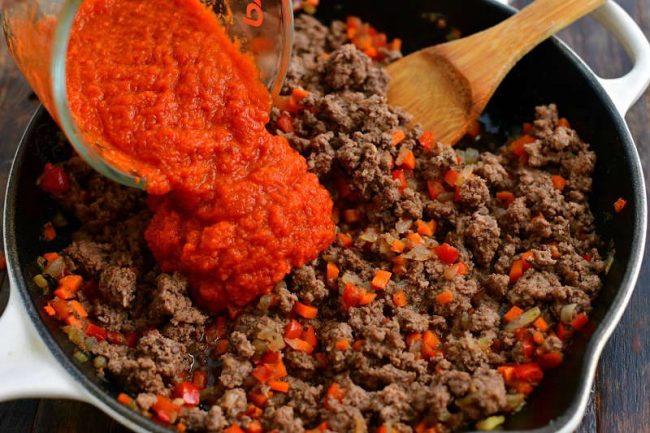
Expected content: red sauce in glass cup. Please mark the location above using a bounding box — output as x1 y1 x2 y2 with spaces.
66 0 334 310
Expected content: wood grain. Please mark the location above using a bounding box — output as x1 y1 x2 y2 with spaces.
0 0 649 431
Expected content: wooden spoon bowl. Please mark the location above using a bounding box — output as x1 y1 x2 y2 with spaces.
387 0 607 145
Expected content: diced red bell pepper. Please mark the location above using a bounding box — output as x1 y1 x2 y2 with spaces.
391 170 407 192
259 351 281 366
427 180 445 200
39 163 70 195
556 322 571 341
284 319 303 339
509 259 525 284
538 351 564 369
522 340 535 360
614 198 627 213
324 383 345 409
277 113 295 133
434 243 459 264
302 325 318 348
293 302 318 319
192 370 208 389
510 135 535 157
284 338 314 354
419 131 434 150
342 283 361 309
496 191 516 208
85 323 108 341
251 364 274 383
513 363 544 383
125 332 139 348
174 381 200 406
513 381 535 395
152 395 180 424
107 331 125 345
443 169 459 187
497 365 515 384
571 313 589 331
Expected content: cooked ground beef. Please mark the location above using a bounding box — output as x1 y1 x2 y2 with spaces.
37 14 607 433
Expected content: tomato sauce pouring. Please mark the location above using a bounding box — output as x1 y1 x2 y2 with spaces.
66 0 335 310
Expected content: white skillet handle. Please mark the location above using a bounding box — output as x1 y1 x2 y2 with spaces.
0 279 89 401
591 1 650 115
495 0 650 115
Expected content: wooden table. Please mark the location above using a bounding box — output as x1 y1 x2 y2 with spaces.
0 1 648 432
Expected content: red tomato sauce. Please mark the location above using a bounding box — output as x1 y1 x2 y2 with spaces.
66 0 335 310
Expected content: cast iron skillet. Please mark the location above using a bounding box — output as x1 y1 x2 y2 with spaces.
2 1 648 432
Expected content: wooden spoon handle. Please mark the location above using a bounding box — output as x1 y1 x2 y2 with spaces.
487 0 607 54
434 0 607 112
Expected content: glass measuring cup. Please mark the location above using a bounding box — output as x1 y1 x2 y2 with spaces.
2 0 294 190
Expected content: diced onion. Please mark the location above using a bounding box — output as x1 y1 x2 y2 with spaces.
63 325 85 346
84 336 98 350
257 327 285 351
443 264 459 280
44 257 65 279
476 415 505 431
378 236 394 255
560 304 577 323
33 274 49 292
477 336 493 349
404 245 433 261
457 166 475 186
93 355 108 369
505 393 526 412
257 294 275 312
604 253 615 274
341 272 364 287
395 219 412 234
252 338 269 355
63 256 77 272
464 148 480 164
455 394 475 407
505 307 541 331
73 350 89 363
359 227 379 243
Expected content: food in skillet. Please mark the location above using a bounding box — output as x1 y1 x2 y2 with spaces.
35 10 607 433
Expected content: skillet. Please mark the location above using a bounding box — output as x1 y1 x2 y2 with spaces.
0 1 649 432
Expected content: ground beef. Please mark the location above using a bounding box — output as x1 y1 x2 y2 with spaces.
219 355 253 389
462 212 501 266
39 13 607 433
65 240 110 274
98 266 136 308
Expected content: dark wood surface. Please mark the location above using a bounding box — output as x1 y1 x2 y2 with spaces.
0 1 649 432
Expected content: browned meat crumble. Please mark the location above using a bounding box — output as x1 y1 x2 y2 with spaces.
37 14 605 433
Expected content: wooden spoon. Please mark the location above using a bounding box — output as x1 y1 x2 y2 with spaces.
386 0 606 145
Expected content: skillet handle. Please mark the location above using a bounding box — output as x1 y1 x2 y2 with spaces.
494 0 650 115
0 280 89 401
591 1 650 115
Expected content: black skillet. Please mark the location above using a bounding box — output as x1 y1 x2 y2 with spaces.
1 0 648 432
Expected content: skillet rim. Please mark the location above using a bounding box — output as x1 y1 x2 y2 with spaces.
3 1 647 431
